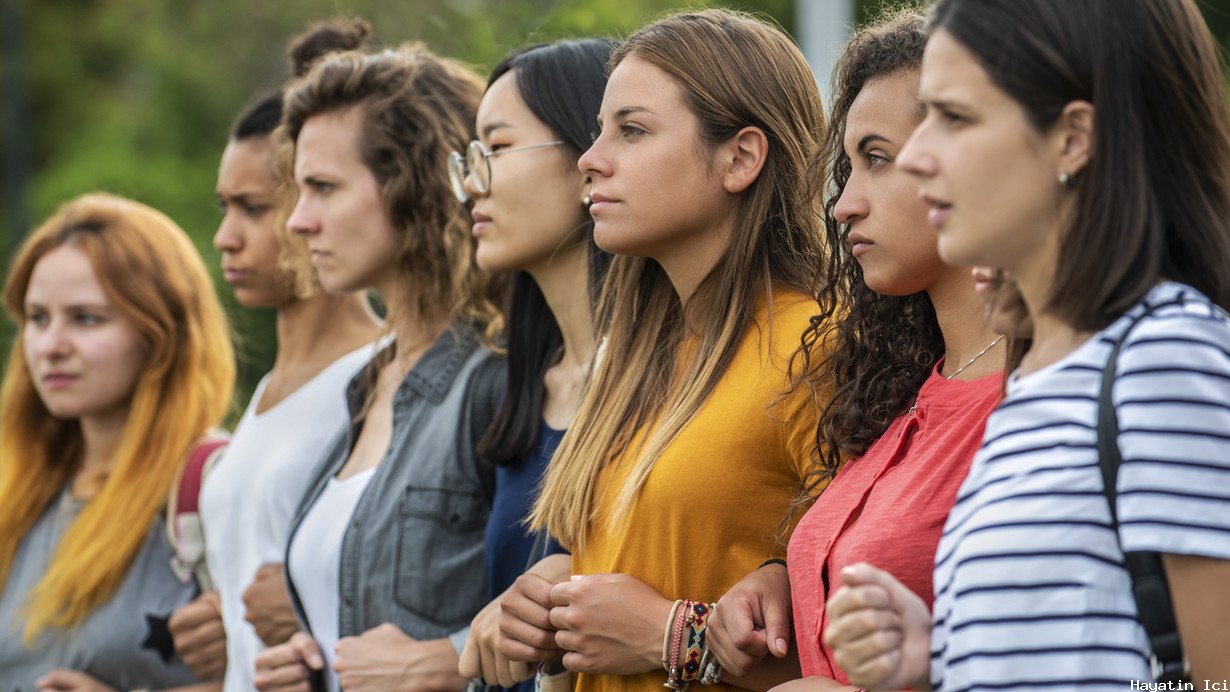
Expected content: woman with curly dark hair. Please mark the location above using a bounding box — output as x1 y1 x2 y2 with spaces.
706 10 1006 687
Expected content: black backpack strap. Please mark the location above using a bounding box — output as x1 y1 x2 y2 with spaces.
1097 299 1189 682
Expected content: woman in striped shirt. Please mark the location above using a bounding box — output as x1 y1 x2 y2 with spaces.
825 0 1230 688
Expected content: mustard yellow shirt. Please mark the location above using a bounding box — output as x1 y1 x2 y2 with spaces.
573 290 823 692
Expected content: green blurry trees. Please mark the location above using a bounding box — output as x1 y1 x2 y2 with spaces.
0 0 790 411
4 0 1230 412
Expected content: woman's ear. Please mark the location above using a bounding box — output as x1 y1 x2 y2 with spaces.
1056 100 1094 178
722 126 769 194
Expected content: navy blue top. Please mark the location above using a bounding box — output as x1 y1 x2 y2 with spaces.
484 421 567 600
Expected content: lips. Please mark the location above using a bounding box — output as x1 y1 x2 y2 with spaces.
221 266 247 284
471 210 493 235
920 191 952 229
848 231 874 257
42 373 79 390
588 192 619 214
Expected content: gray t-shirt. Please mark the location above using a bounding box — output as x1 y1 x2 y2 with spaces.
0 489 198 691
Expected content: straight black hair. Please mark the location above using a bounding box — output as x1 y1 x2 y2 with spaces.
931 0 1230 332
476 38 616 467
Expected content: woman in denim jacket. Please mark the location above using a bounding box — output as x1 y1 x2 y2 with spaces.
252 43 506 692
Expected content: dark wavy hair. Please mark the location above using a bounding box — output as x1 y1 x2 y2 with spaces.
794 8 934 494
475 39 617 467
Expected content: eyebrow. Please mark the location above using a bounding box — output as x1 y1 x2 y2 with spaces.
481 120 512 139
24 302 113 312
857 134 890 152
597 105 658 126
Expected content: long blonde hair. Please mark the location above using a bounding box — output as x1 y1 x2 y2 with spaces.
0 193 235 641
529 9 826 552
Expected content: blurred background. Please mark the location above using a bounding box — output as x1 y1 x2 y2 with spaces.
3 0 1230 409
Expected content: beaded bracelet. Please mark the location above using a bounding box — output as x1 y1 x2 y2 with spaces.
662 599 684 670
665 599 693 689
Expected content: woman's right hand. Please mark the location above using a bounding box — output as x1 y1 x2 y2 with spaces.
253 632 324 691
823 564 931 691
497 572 562 663
708 561 793 677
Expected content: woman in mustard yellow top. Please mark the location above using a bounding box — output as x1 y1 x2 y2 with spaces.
497 9 829 692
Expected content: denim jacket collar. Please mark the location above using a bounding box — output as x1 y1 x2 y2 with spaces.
345 321 481 412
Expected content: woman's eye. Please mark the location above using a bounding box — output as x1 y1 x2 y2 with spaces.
865 152 890 168
589 130 600 143
244 203 271 217
619 123 646 139
74 312 103 326
27 312 49 327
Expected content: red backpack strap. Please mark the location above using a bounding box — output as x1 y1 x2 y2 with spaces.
177 438 227 516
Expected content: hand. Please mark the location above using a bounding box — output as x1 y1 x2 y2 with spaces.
460 596 535 687
243 563 300 647
335 623 467 691
708 562 792 678
253 632 323 691
36 670 115 692
461 553 569 686
168 591 227 681
823 563 931 690
548 573 673 675
498 572 562 662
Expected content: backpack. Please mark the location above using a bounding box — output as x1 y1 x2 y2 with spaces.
165 433 229 592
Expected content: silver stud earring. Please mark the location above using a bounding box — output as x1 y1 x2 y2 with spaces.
583 195 592 207
1058 171 1074 188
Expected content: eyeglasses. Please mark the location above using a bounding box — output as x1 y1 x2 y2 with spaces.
448 139 565 203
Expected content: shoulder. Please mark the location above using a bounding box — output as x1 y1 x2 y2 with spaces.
1116 282 1230 385
753 287 819 358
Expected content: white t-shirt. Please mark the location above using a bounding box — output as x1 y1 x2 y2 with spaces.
199 343 373 692
287 467 376 692
932 282 1230 689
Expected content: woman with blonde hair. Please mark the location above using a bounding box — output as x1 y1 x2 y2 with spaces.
497 9 827 692
0 192 235 690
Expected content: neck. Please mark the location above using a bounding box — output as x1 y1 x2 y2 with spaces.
929 266 1004 380
273 291 383 368
1008 211 1088 376
528 245 597 370
376 276 451 371
76 407 129 488
656 214 736 306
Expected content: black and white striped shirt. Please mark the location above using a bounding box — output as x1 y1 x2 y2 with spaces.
931 282 1230 690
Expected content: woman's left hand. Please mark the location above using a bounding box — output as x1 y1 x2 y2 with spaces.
35 670 116 692
548 573 674 675
335 623 467 691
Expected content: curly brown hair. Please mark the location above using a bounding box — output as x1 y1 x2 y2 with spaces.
793 8 934 496
280 43 504 337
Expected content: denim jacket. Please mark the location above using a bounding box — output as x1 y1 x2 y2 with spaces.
284 322 503 651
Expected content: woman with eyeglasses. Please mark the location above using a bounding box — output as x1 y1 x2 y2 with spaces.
251 44 506 692
495 9 828 692
826 0 1230 686
445 39 616 692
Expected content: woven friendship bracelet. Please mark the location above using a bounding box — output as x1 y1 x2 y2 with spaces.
681 601 713 683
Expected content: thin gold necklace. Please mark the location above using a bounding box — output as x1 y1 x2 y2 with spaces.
945 334 1006 380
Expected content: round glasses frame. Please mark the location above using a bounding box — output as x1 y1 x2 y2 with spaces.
448 139 565 203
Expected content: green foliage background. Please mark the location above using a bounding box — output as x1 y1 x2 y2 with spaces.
3 0 1230 413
